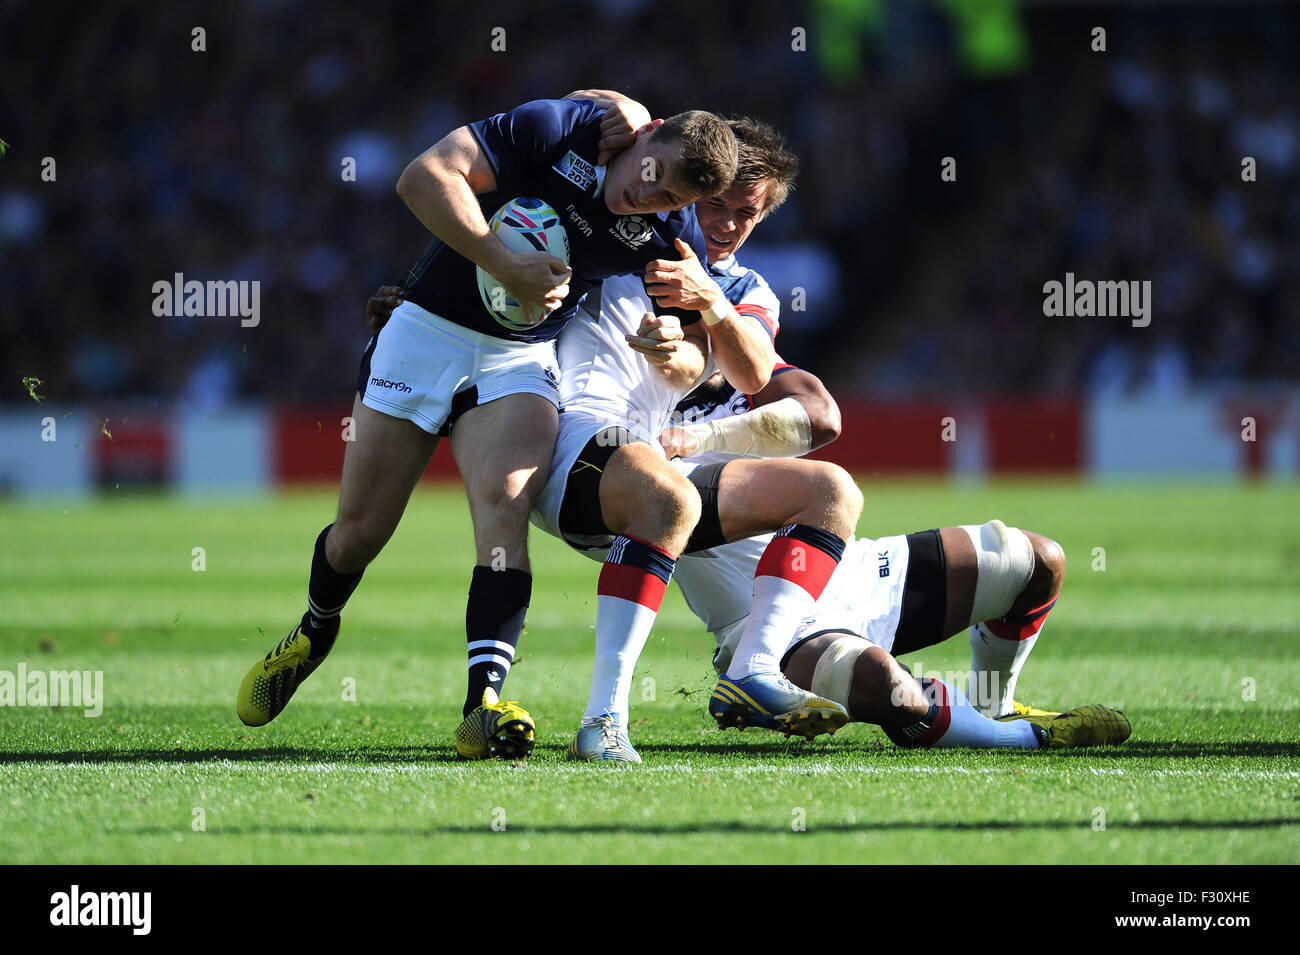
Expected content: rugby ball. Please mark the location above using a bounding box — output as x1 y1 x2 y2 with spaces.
476 197 570 332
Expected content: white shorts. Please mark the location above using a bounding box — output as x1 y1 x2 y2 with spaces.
674 533 773 636
677 533 913 672
792 534 912 654
357 300 561 435
530 409 665 556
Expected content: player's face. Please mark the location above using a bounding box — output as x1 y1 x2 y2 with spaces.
604 124 700 216
694 181 768 262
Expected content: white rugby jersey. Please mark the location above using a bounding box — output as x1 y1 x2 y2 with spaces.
556 253 782 442
557 273 693 443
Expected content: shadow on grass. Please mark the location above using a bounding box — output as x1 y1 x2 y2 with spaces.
111 817 1300 837
639 740 1300 759
0 746 459 764
1008 740 1300 759
2 739 1297 764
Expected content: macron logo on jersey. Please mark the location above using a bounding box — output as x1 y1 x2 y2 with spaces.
553 150 597 192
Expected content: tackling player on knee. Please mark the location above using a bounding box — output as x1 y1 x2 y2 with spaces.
671 374 1129 749
778 521 1126 748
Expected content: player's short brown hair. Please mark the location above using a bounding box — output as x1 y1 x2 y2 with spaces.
728 116 799 215
655 110 738 199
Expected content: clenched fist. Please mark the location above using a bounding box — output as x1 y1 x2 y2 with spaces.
625 312 685 365
657 425 702 459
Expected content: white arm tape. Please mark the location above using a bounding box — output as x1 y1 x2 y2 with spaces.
702 297 731 326
684 396 813 458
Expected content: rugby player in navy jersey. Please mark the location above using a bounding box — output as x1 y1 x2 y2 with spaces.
237 96 738 760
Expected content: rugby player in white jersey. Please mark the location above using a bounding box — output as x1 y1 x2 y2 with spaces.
530 107 866 762
362 97 1130 756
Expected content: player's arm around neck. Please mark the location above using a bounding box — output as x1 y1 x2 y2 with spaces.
564 90 649 166
396 128 570 314
565 89 634 108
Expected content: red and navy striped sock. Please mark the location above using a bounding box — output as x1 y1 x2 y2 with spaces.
727 524 846 677
885 677 950 748
985 597 1057 641
584 535 676 722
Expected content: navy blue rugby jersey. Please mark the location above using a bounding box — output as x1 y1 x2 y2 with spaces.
400 98 709 343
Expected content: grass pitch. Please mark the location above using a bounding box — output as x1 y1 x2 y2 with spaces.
1 480 1297 864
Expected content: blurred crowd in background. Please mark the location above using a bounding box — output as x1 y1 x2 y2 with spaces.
3 0 1298 408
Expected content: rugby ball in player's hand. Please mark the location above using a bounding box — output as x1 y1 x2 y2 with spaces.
477 197 571 332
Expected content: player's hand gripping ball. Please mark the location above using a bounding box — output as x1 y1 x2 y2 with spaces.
477 197 571 331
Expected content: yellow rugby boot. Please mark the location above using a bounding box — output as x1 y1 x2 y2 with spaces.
999 704 1131 748
237 617 334 726
456 687 536 760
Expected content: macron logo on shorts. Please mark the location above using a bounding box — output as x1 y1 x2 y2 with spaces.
370 377 413 394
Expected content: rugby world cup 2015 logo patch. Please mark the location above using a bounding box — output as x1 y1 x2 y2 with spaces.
612 215 653 249
552 150 597 192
